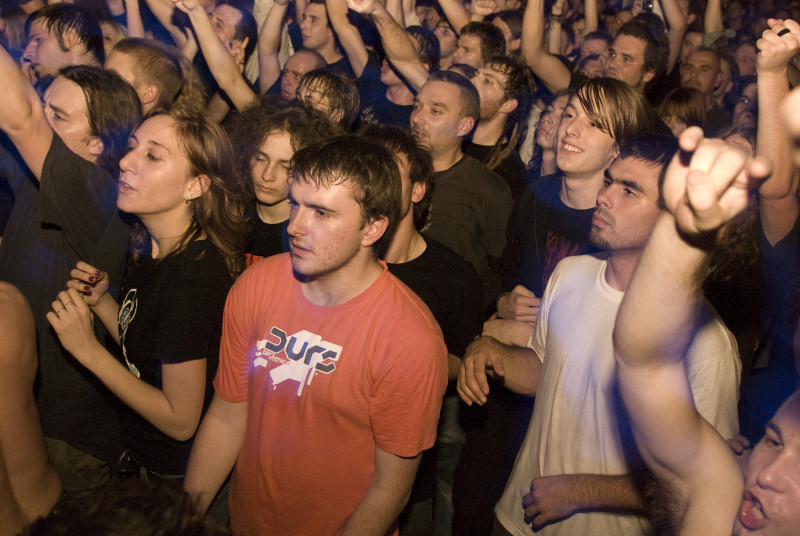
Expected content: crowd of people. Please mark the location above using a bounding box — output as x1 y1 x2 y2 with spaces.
0 0 799 533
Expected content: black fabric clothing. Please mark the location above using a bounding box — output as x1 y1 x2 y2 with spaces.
245 212 289 266
499 173 598 297
119 239 232 475
739 214 800 442
463 141 526 199
357 52 413 128
0 135 129 464
387 238 482 359
327 55 356 79
705 103 732 138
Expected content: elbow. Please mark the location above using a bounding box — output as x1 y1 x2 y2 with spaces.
166 416 202 442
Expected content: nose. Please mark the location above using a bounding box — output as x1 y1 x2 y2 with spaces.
119 149 137 174
261 163 277 183
22 41 36 62
756 450 790 491
596 184 613 208
286 206 308 237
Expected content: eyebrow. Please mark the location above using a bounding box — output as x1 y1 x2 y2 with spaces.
130 134 171 153
47 103 69 118
603 168 645 193
765 421 782 439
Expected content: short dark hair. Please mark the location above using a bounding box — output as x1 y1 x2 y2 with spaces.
26 4 104 63
359 124 435 231
459 21 505 64
616 16 669 80
217 0 258 62
582 30 613 48
59 65 142 174
296 69 360 129
491 10 523 41
291 134 403 254
617 133 678 208
427 70 480 120
407 25 440 71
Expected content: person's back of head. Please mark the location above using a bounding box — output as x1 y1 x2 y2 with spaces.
359 123 435 231
407 25 441 71
26 3 104 64
296 69 360 130
59 65 142 174
110 38 185 112
460 21 505 64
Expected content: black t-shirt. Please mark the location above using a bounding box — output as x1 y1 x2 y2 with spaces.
463 141 526 199
245 213 289 266
387 238 482 359
0 134 130 463
119 239 232 475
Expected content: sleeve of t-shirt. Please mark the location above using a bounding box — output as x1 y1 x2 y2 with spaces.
39 135 119 259
369 312 448 457
214 266 263 403
156 255 231 365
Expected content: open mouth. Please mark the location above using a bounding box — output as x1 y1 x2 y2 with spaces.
738 491 768 530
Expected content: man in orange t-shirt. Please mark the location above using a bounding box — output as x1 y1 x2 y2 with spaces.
184 134 448 536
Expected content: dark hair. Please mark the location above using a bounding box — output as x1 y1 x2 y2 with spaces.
482 54 535 169
296 69 360 129
227 100 340 202
574 77 651 146
459 21 505 64
616 16 669 80
491 10 523 41
26 4 104 63
583 30 613 48
217 0 258 62
359 123 435 231
291 134 403 254
60 65 142 174
130 108 249 277
23 479 231 536
659 86 706 129
111 38 184 111
617 132 678 208
0 5 27 62
407 25 440 71
427 69 480 120
447 63 477 78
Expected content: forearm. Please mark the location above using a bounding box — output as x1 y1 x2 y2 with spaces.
583 0 597 33
662 0 687 73
385 0 404 26
340 450 420 536
704 0 723 33
372 7 428 90
125 0 146 38
326 0 368 77
258 0 287 93
90 293 122 345
570 474 647 513
0 46 48 162
521 0 570 93
184 395 248 513
437 0 469 32
145 0 189 46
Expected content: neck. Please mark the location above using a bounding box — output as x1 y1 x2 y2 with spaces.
317 42 342 64
704 94 715 111
540 150 557 176
140 212 193 259
472 115 507 146
439 54 455 70
604 248 643 292
432 143 463 172
299 251 384 306
560 171 604 209
386 83 414 105
257 199 290 224
383 215 426 264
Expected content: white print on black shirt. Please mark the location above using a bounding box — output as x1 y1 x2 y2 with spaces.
118 288 141 378
254 327 342 397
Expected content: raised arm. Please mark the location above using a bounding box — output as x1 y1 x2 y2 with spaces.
704 0 723 34
144 0 191 47
0 44 53 181
755 18 800 245
258 0 289 93
346 0 429 90
124 0 147 37
613 127 770 527
437 0 470 32
583 0 598 35
547 0 567 55
521 0 571 94
661 0 688 74
326 0 369 77
174 0 257 111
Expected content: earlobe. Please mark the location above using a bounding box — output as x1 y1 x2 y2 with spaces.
499 98 518 115
643 69 656 84
411 182 426 203
457 117 475 137
139 85 158 107
187 175 211 200
361 216 389 248
88 137 104 157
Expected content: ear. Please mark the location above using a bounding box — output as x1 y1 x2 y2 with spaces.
509 37 521 52
611 144 620 160
642 68 656 84
360 215 389 247
714 71 724 89
499 97 518 115
62 28 81 52
411 181 426 203
457 116 475 137
138 84 159 107
0 18 7 33
87 137 104 157
186 174 211 200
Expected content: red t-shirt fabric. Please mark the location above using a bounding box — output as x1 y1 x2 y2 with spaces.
214 254 448 536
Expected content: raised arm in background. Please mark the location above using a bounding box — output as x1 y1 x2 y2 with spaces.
521 0 571 94
258 0 289 93
125 0 147 38
436 0 470 32
756 18 800 245
326 0 369 77
547 0 567 56
704 0 723 34
661 0 688 73
144 0 191 48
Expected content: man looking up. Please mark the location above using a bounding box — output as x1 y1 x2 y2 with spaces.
680 47 732 137
21 3 104 94
451 21 505 69
459 133 740 536
410 70 513 308
604 19 668 97
184 135 448 536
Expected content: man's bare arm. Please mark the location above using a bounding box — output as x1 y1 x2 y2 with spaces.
184 395 248 514
521 0 571 94
258 0 289 93
457 336 542 405
326 0 369 77
340 447 420 535
661 0 688 74
436 0 470 32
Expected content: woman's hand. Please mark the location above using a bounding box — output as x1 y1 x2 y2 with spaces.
66 261 110 307
46 288 102 366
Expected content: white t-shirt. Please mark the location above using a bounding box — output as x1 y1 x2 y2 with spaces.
494 254 740 536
